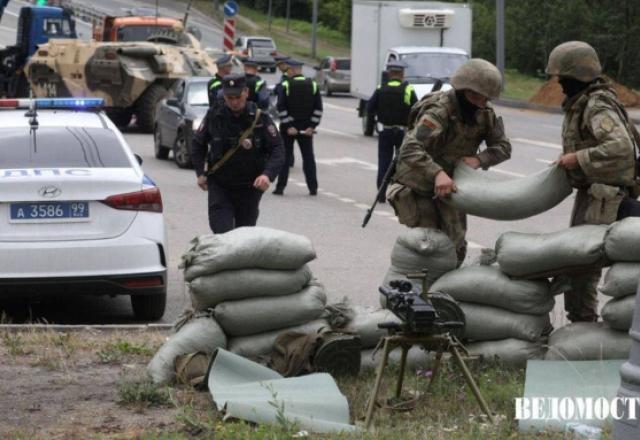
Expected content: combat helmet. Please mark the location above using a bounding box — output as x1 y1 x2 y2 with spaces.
451 58 502 99
545 41 602 82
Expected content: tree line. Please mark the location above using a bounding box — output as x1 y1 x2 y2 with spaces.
240 0 639 87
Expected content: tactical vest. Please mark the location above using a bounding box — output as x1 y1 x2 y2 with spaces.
285 76 315 120
208 105 266 187
246 75 264 103
377 81 412 126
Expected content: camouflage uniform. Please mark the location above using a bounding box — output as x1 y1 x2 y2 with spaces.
388 80 511 262
547 41 636 321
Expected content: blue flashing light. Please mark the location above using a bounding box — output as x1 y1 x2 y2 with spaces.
35 98 105 109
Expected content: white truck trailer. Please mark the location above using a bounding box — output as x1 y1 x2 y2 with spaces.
351 0 472 135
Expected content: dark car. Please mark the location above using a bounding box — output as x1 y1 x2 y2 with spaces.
153 77 209 168
314 56 351 96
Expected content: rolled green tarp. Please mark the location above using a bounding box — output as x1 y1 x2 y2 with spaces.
444 163 572 220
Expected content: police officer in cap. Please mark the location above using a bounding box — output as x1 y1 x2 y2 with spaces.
273 55 294 166
273 58 323 195
243 58 270 110
191 74 284 234
367 60 417 202
208 54 234 107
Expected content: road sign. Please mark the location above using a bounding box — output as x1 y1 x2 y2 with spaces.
223 1 239 17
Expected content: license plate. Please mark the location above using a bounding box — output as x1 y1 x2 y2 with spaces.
10 201 90 223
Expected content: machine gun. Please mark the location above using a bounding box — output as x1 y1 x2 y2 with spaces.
364 273 494 429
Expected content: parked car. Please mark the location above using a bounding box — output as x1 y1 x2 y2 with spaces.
0 98 167 321
233 36 277 72
154 77 209 169
314 56 351 96
204 48 245 74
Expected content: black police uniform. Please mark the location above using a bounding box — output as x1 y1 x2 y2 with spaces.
244 59 270 110
191 76 284 233
207 73 224 107
274 67 322 195
367 69 417 202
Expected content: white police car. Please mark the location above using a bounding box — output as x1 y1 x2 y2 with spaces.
0 98 167 320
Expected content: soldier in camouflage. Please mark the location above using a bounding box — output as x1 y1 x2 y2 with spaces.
387 58 512 265
546 41 637 322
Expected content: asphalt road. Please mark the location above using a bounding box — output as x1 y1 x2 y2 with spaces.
0 1 628 327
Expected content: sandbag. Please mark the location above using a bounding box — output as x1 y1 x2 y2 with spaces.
228 319 329 358
599 263 640 298
460 303 550 342
189 265 313 310
545 322 631 360
338 306 401 349
382 228 458 293
495 225 608 278
445 162 572 220
465 339 545 368
601 295 636 331
430 265 554 315
605 217 640 261
147 316 227 384
360 346 433 371
214 282 327 337
181 227 316 281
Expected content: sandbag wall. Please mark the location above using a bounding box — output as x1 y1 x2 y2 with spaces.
148 227 327 384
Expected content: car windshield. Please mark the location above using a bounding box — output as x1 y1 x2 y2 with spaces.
335 59 350 70
116 25 173 42
400 53 468 82
0 127 131 168
187 81 209 106
248 39 275 48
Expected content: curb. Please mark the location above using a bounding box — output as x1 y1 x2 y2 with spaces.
0 324 173 332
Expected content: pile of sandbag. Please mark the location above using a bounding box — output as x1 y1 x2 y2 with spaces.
382 227 458 295
148 227 328 383
545 218 640 361
430 265 552 367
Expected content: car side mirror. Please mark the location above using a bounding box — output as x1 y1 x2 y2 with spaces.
134 154 143 165
166 98 180 107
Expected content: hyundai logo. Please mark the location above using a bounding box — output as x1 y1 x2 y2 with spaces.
38 185 62 198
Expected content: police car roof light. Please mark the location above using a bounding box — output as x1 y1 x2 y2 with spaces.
0 98 105 110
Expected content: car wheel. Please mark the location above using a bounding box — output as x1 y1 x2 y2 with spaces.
324 82 332 97
173 130 193 169
131 291 166 321
154 124 170 160
106 109 133 128
362 108 375 137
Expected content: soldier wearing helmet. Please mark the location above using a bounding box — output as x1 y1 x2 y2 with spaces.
547 41 637 322
387 58 512 265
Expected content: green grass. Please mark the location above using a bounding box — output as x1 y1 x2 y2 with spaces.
503 68 546 101
118 377 172 408
97 338 155 363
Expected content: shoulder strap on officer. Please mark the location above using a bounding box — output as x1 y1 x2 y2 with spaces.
208 109 263 175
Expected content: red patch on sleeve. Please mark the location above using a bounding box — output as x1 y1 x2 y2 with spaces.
422 118 437 130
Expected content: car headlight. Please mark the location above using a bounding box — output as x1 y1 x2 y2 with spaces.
192 117 203 130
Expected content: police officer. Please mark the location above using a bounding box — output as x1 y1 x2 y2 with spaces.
546 41 637 322
388 58 511 265
273 55 295 167
207 54 234 107
367 60 417 203
243 58 270 110
273 59 323 196
191 74 284 234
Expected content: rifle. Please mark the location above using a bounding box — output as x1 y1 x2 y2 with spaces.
361 79 444 228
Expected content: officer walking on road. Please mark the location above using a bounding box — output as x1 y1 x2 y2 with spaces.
388 59 512 265
191 74 284 234
367 60 418 203
273 59 323 196
207 54 234 107
274 55 290 96
546 41 637 322
243 58 270 110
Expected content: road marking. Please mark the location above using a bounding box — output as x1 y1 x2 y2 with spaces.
536 159 554 165
0 25 15 32
339 197 355 203
354 203 370 210
489 167 526 178
324 102 356 113
512 137 562 150
316 156 377 171
468 241 483 249
317 127 360 139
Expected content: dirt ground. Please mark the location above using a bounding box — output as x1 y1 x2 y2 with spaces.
0 329 213 439
529 76 640 107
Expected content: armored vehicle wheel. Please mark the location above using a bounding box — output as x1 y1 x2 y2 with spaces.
136 84 168 133
173 130 193 169
154 124 170 160
106 109 132 128
131 291 167 321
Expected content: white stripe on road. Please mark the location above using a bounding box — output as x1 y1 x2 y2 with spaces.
317 127 360 139
512 137 562 150
324 102 357 113
536 159 554 165
0 25 15 32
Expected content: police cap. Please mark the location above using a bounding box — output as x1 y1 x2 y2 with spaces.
274 55 290 64
222 74 247 96
243 57 259 67
386 60 407 72
215 54 233 66
286 58 304 67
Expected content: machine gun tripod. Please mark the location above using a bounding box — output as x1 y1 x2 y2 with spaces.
364 274 495 429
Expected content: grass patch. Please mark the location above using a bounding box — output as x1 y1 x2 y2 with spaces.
503 68 546 101
98 339 155 364
118 377 172 408
2 332 31 356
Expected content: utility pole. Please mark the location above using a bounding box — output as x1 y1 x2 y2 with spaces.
286 0 291 33
213 0 220 12
311 0 318 58
496 0 505 89
268 0 273 32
